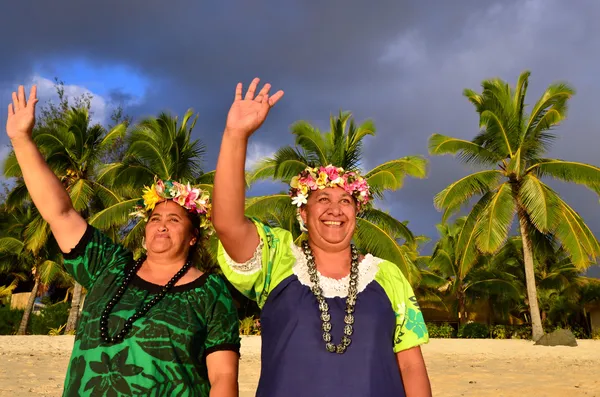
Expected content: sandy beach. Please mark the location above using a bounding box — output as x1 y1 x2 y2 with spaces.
0 335 598 396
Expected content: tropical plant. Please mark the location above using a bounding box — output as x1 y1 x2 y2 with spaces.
428 70 600 340
428 217 521 324
3 96 127 333
0 208 67 335
248 111 428 283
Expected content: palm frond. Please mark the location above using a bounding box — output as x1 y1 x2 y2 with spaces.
428 134 501 165
518 175 558 233
433 170 504 213
88 199 139 230
527 160 600 194
475 183 516 253
358 208 415 244
354 217 420 284
365 156 428 197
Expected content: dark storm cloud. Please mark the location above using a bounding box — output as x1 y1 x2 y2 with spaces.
1 0 599 270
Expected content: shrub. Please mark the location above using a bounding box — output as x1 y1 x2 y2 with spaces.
0 307 23 335
458 322 489 338
491 325 509 339
30 302 69 335
426 322 455 338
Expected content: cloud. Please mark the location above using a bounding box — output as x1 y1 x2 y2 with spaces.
245 141 276 171
0 0 599 267
32 75 109 126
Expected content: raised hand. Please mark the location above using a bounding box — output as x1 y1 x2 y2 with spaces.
6 85 38 142
224 78 284 139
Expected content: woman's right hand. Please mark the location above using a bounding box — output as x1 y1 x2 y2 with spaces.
224 78 284 140
6 85 38 143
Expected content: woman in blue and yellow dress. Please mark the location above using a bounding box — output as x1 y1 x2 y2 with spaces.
212 78 432 397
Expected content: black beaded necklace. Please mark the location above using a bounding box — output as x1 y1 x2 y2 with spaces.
302 241 359 354
99 257 192 344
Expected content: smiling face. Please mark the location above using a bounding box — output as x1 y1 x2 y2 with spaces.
299 186 357 252
144 200 197 258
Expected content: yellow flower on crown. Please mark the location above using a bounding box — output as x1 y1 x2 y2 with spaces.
316 171 328 188
141 185 163 211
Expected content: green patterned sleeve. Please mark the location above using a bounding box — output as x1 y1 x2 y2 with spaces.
62 224 131 290
216 218 295 308
374 260 429 353
204 275 241 356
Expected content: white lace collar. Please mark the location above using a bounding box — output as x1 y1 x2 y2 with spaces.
291 242 382 298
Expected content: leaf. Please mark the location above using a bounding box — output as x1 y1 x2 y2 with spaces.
354 217 420 284
428 134 501 165
0 237 24 254
433 170 504 212
88 199 140 230
518 175 558 232
68 179 95 212
475 183 516 253
365 156 428 196
454 192 492 277
527 160 600 194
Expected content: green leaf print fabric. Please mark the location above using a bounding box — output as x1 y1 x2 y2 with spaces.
61 225 240 396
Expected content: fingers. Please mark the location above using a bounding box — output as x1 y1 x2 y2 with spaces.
235 83 242 101
257 83 271 99
268 90 285 107
244 77 260 100
12 92 19 111
18 85 26 107
28 85 38 107
7 103 14 117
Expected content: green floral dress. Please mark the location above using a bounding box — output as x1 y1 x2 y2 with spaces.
61 225 240 396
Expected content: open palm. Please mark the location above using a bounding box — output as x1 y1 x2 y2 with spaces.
225 78 284 139
6 85 38 141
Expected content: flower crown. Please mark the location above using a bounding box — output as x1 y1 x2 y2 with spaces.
289 165 372 210
130 178 212 229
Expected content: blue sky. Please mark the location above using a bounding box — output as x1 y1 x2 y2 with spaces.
1 0 599 276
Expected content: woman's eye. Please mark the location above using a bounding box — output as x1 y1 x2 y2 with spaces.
150 217 159 222
170 218 179 222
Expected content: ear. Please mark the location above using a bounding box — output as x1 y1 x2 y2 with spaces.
299 205 308 225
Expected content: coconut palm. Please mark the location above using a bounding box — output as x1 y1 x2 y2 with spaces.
429 217 521 324
0 206 67 334
248 111 428 283
3 106 127 333
428 70 600 340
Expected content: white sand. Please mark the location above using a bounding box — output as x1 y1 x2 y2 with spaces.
0 335 598 396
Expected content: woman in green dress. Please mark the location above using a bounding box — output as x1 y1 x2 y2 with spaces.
6 85 241 396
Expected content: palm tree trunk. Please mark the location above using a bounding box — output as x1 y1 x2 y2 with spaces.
65 282 83 333
517 210 544 341
17 276 40 335
457 289 467 325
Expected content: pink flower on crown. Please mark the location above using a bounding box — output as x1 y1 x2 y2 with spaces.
155 179 165 195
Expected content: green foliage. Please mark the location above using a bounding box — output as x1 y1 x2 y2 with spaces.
425 323 455 338
29 302 70 335
458 322 490 338
0 306 23 335
239 316 261 335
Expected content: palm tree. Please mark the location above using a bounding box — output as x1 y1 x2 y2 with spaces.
92 109 210 255
429 217 521 325
0 206 66 334
428 70 600 340
3 107 127 333
249 111 428 283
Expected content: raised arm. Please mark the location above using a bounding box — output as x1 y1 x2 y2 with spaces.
6 85 86 252
212 78 283 262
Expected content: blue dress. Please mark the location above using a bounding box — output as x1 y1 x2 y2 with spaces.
218 220 429 396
